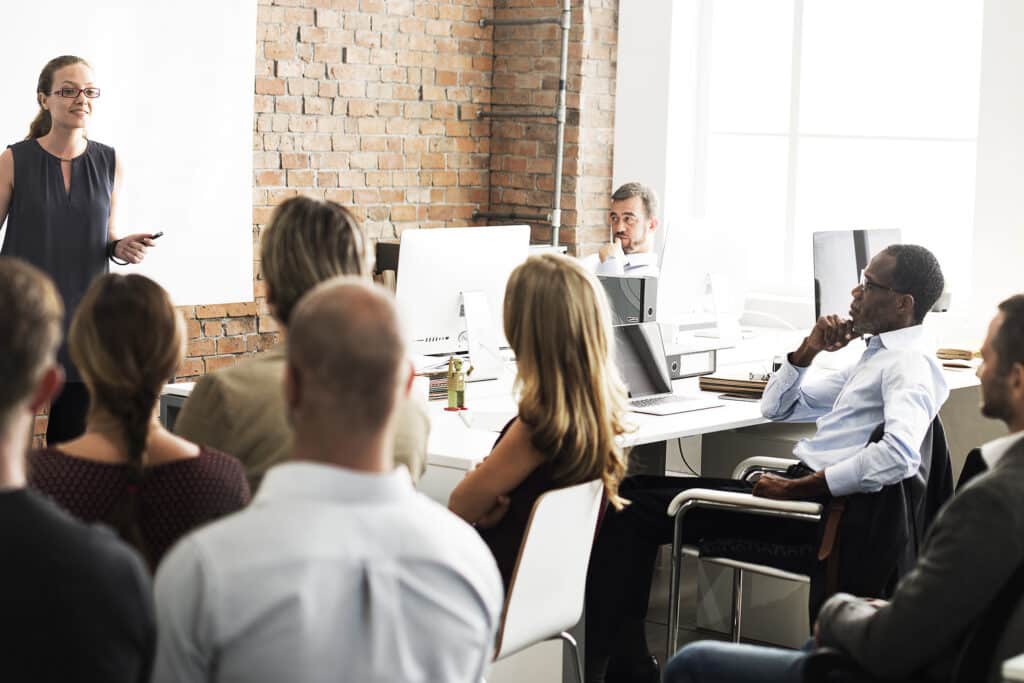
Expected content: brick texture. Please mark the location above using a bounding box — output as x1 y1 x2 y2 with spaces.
32 0 619 447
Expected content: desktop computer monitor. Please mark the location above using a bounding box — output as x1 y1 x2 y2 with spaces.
395 225 531 355
813 229 901 319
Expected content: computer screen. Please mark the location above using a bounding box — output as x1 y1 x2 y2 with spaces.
395 225 530 355
613 323 674 398
813 229 901 319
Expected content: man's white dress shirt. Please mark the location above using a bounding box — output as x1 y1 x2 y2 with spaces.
582 250 660 277
152 461 503 683
760 324 949 496
981 431 1024 469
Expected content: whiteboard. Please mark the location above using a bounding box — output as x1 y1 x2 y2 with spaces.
0 1 256 306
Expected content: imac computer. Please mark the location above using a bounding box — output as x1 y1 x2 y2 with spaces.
395 225 530 358
813 229 901 319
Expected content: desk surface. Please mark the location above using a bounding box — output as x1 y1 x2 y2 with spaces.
163 340 982 473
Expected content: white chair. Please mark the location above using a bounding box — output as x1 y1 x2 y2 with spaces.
665 456 823 655
493 479 605 683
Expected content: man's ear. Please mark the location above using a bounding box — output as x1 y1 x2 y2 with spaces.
400 361 414 400
1009 362 1024 400
648 216 659 233
29 366 64 414
897 293 916 321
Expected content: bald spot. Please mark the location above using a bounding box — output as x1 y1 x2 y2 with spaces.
287 278 406 434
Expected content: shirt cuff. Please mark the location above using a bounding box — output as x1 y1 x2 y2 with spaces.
823 457 863 497
595 257 624 276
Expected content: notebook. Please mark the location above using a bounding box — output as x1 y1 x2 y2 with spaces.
613 323 723 416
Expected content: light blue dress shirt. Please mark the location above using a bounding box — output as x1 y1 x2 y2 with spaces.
151 462 504 683
760 325 949 497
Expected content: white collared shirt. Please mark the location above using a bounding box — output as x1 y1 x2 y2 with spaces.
761 325 949 496
582 250 660 277
980 431 1024 469
152 462 503 683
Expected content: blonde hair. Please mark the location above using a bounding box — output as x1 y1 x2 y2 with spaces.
260 196 368 326
503 253 630 508
69 273 185 567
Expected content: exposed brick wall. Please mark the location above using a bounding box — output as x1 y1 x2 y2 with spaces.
487 0 618 254
32 0 619 447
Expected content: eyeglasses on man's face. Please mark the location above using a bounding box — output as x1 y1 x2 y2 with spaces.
858 269 906 295
52 87 101 99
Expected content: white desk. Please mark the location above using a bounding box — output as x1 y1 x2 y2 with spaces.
418 359 983 503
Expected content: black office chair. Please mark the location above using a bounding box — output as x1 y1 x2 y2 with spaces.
802 560 1024 683
664 416 952 652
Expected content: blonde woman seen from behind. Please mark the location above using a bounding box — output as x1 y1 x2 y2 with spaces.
448 253 630 590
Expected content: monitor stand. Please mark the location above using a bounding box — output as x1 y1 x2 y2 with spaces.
461 290 503 382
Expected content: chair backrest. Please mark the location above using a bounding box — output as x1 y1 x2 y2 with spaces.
811 417 952 617
493 479 605 660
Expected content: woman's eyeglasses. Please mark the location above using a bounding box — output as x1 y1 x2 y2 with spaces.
52 87 101 99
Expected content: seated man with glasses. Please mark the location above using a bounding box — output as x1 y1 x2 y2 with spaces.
582 182 660 277
585 244 950 682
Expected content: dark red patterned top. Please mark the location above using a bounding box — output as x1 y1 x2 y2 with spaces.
28 446 251 569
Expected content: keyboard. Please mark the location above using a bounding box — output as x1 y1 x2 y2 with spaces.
630 395 693 408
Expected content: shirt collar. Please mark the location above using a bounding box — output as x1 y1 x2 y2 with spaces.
980 431 1024 469
255 461 414 506
624 251 658 267
869 324 932 353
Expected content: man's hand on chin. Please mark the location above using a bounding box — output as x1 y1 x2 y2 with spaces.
598 237 625 263
752 471 829 500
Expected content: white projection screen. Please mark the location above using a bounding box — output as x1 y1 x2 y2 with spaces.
0 1 256 305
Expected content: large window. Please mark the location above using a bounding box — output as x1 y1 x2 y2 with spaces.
683 0 984 302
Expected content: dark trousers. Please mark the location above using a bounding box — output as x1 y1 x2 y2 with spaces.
46 382 90 446
585 474 820 664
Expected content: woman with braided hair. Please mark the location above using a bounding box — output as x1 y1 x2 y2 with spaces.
28 273 249 569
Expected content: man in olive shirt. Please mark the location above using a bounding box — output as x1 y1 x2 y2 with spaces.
0 257 154 682
175 197 429 491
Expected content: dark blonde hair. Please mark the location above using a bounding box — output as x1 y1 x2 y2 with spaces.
69 274 184 566
0 258 63 431
28 55 91 139
503 253 630 508
260 196 368 326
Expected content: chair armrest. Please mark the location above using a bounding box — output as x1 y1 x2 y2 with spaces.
732 456 800 480
666 487 822 518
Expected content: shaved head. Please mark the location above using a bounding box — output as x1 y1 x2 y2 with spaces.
287 277 407 438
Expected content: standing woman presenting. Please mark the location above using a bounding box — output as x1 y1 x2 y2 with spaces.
0 55 155 444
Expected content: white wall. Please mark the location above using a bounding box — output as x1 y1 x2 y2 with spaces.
614 0 1022 344
0 2 256 306
965 0 1024 344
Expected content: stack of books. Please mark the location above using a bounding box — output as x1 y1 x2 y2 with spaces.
421 370 448 401
936 348 976 361
699 371 768 400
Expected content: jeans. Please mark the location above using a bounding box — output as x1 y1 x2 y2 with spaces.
663 640 813 683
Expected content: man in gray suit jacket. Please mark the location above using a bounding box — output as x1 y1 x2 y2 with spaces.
663 293 1024 683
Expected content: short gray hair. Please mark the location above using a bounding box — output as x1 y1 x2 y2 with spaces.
611 182 658 219
288 277 406 434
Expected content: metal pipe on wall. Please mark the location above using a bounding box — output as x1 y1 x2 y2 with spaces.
476 2 572 249
550 0 571 248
